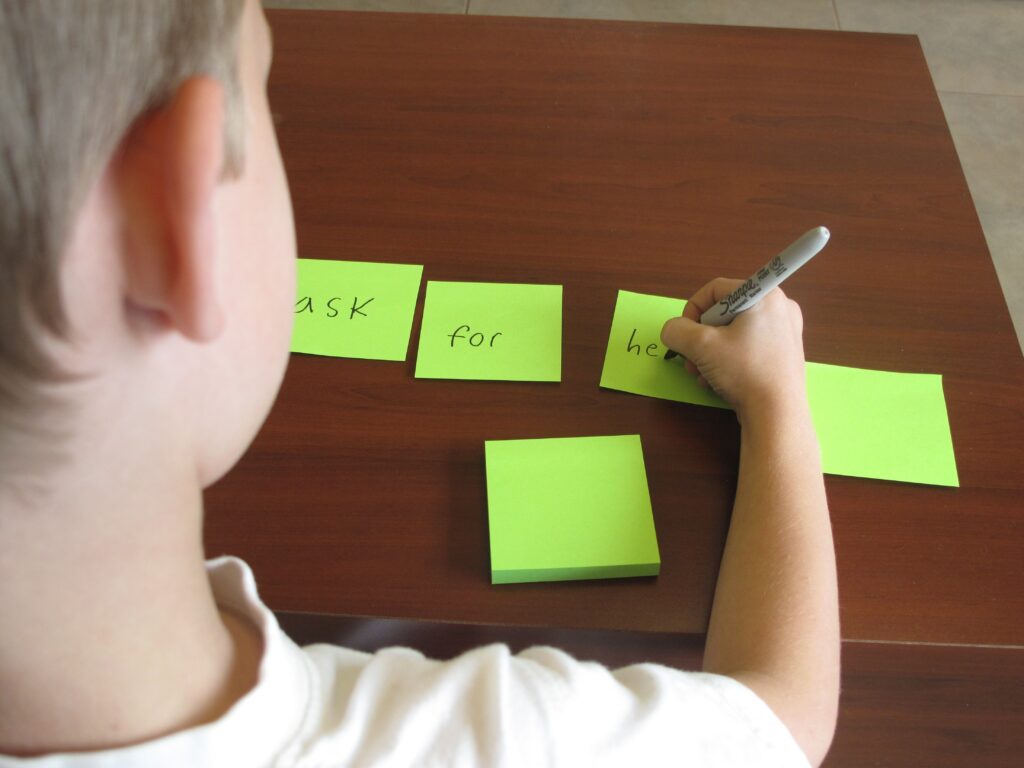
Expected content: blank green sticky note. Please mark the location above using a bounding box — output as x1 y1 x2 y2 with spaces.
291 259 423 361
415 281 562 381
485 435 660 584
599 289 728 408
807 363 959 487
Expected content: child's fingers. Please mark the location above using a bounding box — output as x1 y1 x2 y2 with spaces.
661 314 714 361
682 277 745 321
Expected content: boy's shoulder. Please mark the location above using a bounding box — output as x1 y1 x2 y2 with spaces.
141 557 810 767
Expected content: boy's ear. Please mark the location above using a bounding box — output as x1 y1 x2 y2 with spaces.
116 76 227 342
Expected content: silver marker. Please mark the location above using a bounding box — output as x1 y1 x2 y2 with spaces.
665 226 830 359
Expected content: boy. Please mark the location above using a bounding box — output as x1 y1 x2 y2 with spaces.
0 1 839 765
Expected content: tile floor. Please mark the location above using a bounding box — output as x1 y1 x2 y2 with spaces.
265 0 1024 354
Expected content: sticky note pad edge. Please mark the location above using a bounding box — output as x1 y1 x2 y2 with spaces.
491 562 661 585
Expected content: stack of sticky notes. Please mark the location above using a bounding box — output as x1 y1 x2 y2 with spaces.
484 435 661 584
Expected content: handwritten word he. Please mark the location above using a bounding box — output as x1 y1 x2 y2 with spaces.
626 328 660 357
449 325 503 348
295 296 375 319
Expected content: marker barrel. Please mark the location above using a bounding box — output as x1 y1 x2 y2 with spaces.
699 226 830 327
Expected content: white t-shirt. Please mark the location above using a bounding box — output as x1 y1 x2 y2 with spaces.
0 557 809 768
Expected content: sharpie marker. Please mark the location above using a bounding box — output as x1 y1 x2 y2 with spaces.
665 226 830 359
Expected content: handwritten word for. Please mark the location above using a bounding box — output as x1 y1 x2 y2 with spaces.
449 325 503 348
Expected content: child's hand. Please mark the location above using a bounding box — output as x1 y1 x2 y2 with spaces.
661 278 807 424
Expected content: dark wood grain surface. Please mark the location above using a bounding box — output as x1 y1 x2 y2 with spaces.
204 11 1024 645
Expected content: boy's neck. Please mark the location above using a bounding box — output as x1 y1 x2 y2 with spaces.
0 412 262 756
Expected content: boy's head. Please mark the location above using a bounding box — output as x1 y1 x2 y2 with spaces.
0 0 296 492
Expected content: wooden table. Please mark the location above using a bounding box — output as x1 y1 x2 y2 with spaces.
205 10 1024 764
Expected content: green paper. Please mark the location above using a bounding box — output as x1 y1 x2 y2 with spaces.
415 281 562 381
600 289 958 487
807 362 959 487
600 290 727 408
291 258 423 361
485 435 661 584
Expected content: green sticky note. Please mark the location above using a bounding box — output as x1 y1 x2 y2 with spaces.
415 281 562 381
599 289 728 408
599 289 958 487
485 435 660 584
807 363 959 487
291 258 423 361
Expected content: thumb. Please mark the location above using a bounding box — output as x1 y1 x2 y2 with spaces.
661 315 712 360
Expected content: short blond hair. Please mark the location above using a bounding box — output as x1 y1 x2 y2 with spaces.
0 0 245 422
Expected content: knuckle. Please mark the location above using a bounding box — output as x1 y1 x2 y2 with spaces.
660 317 679 345
690 325 714 354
